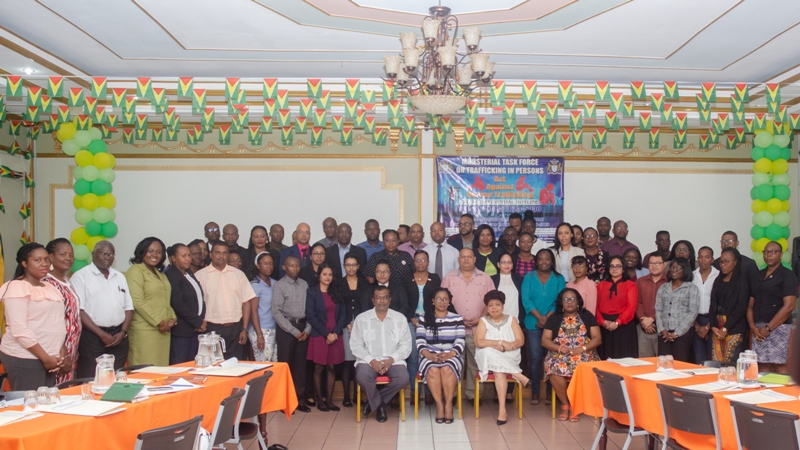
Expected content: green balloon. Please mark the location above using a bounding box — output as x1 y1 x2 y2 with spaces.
73 166 83 181
82 165 100 182
772 174 791 186
753 252 765 268
92 207 112 224
754 211 774 227
782 226 791 239
101 221 118 238
90 179 112 196
752 173 770 186
751 147 766 162
765 144 782 161
773 134 791 148
774 185 791 201
87 140 107 155
74 130 92 147
754 131 774 148
73 244 90 261
74 179 91 196
71 259 89 273
766 224 783 241
750 186 758 201
774 211 791 227
780 147 792 160
88 127 103 141
756 184 774 202
75 208 93 225
99 168 115 183
108 209 116 222
62 139 79 156
751 225 766 240
85 220 102 237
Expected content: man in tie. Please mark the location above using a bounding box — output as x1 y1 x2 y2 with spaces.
429 222 459 279
278 223 312 278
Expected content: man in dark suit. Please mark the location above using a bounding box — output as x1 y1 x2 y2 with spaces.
326 223 367 279
278 222 312 278
360 261 409 318
447 213 477 250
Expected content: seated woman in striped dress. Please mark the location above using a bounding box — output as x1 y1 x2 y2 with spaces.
416 287 465 424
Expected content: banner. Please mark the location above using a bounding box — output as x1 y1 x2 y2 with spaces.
436 156 564 242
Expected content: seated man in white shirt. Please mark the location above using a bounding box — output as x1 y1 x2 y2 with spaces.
350 285 411 422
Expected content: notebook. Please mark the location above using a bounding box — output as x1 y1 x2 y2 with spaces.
100 382 145 403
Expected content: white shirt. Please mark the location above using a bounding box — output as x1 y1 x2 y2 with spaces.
429 241 459 279
349 308 411 366
70 263 134 327
185 273 204 315
531 238 548 254
692 266 719 315
497 274 519 319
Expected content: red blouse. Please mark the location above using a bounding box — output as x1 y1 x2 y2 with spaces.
595 279 638 326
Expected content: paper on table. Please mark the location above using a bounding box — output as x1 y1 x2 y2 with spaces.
131 366 191 375
38 399 126 417
724 389 797 404
0 411 42 427
682 382 742 393
145 378 204 396
632 370 692 381
675 367 720 375
608 358 654 367
220 358 272 370
190 365 258 377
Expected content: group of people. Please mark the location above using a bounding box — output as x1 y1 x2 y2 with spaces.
0 211 796 426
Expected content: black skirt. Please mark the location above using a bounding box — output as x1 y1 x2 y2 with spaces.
597 316 639 360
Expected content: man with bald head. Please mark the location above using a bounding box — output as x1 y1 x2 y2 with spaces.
315 217 338 248
429 222 459 279
269 224 288 253
204 222 221 263
326 223 367 278
279 223 312 278
601 220 639 257
223 223 250 273
398 223 427 256
596 217 612 246
71 241 134 377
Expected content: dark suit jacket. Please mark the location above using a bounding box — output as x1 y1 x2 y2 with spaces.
164 266 206 337
325 244 367 279
474 247 505 274
244 247 282 281
230 244 251 274
278 244 312 278
360 282 409 319
404 272 442 319
491 272 525 323
713 254 759 296
305 285 347 337
447 232 477 251
336 276 371 323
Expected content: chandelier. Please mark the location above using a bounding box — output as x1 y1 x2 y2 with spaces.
383 6 493 116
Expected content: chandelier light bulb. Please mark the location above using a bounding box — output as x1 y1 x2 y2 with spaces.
399 32 418 50
403 48 423 71
484 62 495 80
463 27 482 52
422 18 441 44
437 46 457 68
470 53 490 78
457 65 474 86
396 68 409 84
384 55 402 76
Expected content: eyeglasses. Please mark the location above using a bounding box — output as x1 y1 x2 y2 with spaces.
434 297 450 303
97 252 115 258
763 249 781 255
648 261 664 266
311 252 326 256
206 227 219 232
375 270 390 274
614 226 628 231
583 234 597 238
499 260 513 265
609 264 623 269
562 297 578 303
458 222 473 227
720 239 736 244
344 263 359 268
719 259 735 265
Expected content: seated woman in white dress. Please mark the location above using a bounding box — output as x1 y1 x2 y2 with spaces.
474 290 530 425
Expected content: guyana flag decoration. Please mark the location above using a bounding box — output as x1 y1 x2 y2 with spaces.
630 81 646 100
218 125 231 145
281 126 294 146
522 81 538 104
19 201 30 219
663 81 679 100
490 80 505 107
48 76 64 97
262 78 278 99
0 196 4 213
649 129 660 149
248 126 263 145
503 133 516 149
434 129 447 147
595 81 610 101
310 127 324 146
345 79 360 100
558 133 572 149
557 81 572 105
178 77 193 97
5 76 22 97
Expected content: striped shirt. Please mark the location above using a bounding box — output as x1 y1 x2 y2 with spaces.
415 312 466 355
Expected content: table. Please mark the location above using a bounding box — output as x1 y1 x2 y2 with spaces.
0 361 298 450
567 358 800 450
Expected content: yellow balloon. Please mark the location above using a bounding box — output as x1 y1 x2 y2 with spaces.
782 200 791 212
75 150 94 167
751 200 766 213
93 153 112 170
99 193 116 209
756 237 771 252
766 121 774 133
766 198 783 214
778 238 789 252
87 236 105 252
70 227 89 245
772 159 789 175
73 195 83 209
753 158 772 174
751 239 759 252
108 154 116 169
56 123 76 142
81 193 100 210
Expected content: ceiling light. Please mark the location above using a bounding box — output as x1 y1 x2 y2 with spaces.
22 68 35 75
382 5 492 116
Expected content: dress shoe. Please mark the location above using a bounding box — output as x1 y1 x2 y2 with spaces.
317 402 329 412
326 402 340 412
296 404 311 413
376 404 388 423
342 399 353 408
362 402 372 417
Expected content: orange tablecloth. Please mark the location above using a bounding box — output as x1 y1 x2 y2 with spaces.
0 361 297 450
567 358 800 450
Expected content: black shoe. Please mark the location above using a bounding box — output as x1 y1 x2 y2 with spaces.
342 399 353 408
296 404 311 413
389 399 400 410
496 419 507 426
326 402 340 412
317 402 329 412
376 404 388 423
362 402 372 417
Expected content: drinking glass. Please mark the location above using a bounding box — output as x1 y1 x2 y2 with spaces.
725 366 738 384
115 371 128 382
46 387 61 404
81 383 94 400
665 355 675 370
657 355 667 371
36 387 49 406
23 391 38 412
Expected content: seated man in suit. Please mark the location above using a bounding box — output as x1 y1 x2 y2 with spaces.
278 223 312 278
326 223 367 279
350 285 411 422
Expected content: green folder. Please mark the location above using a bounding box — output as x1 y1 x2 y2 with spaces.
757 373 793 385
100 382 145 403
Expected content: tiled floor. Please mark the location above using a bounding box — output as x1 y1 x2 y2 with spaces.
234 399 650 450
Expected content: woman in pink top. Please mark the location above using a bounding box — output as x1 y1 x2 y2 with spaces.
0 243 68 390
566 256 597 314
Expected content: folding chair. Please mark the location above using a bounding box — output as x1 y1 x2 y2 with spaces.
356 375 405 422
550 377 573 419
656 384 721 450
134 415 203 450
0 391 26 401
413 372 461 420
207 388 246 449
474 373 522 419
227 371 273 450
731 400 800 450
56 377 94 390
590 368 650 450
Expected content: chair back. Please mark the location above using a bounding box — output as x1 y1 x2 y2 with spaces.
0 391 27 401
240 371 273 420
134 415 203 450
731 401 800 450
592 368 629 414
703 360 721 368
209 388 246 447
657 384 718 436
120 364 154 373
56 377 94 390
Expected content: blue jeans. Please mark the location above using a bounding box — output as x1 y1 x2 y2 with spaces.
525 328 545 397
693 315 712 365
408 322 419 396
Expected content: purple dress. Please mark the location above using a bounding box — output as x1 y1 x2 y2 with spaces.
306 292 345 365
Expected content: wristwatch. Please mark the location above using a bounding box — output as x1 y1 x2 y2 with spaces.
765 325 772 332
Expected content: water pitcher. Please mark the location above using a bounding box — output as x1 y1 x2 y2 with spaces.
208 331 225 363
737 350 759 387
92 354 116 394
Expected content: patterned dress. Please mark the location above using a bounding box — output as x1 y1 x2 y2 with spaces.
416 312 466 381
544 312 599 378
43 274 81 384
585 250 609 284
